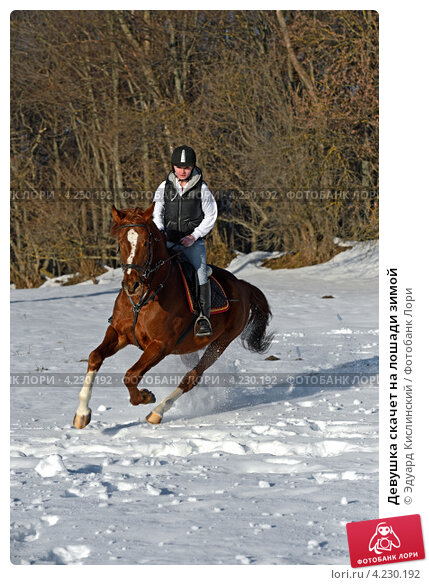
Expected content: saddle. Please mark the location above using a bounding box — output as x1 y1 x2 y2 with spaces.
177 260 230 315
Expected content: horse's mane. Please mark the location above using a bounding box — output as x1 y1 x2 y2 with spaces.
110 207 153 238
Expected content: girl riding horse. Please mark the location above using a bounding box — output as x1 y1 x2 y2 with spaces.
73 204 273 429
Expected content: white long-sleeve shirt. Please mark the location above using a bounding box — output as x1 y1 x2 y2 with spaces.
153 171 218 241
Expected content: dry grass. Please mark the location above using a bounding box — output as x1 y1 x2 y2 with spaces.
207 242 237 268
262 243 352 270
61 260 108 286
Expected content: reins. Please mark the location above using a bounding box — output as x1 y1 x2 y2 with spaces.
117 222 182 350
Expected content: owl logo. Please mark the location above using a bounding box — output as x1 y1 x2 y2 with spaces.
369 522 401 554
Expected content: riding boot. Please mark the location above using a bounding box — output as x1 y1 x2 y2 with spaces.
195 281 212 337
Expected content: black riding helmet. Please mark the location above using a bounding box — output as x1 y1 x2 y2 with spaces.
171 145 196 168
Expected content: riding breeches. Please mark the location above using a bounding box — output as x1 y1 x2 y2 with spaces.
167 238 208 285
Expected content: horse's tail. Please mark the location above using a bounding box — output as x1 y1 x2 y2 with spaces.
241 282 274 354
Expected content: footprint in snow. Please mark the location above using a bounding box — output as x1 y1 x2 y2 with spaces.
10 521 39 543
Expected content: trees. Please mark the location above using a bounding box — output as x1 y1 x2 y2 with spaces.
10 10 378 287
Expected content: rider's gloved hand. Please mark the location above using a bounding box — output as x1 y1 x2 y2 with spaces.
180 235 195 247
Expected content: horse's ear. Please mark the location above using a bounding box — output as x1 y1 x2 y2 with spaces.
142 202 155 221
112 205 126 223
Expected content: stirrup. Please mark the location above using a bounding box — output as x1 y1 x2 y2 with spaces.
194 314 212 337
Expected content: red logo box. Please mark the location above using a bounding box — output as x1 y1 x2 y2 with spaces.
347 514 425 568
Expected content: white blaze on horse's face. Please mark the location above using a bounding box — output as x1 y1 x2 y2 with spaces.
126 229 138 274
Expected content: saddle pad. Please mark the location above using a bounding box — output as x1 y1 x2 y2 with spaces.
178 263 230 315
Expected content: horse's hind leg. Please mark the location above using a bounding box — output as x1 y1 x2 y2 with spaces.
73 325 127 429
180 351 200 368
146 333 233 424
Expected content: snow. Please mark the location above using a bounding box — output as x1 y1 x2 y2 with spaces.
34 454 67 478
10 241 379 565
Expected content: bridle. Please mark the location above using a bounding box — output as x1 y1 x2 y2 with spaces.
117 222 182 349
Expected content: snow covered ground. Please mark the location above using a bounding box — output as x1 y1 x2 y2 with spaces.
10 241 379 565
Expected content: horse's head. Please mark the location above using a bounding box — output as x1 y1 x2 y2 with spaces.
111 204 163 297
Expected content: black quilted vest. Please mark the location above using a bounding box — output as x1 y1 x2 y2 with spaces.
163 171 205 243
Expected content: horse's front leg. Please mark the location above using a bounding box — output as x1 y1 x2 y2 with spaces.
73 325 127 429
124 340 166 406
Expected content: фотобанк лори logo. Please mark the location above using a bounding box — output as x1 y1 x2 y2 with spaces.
347 515 425 568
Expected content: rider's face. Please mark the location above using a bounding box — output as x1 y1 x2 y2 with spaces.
174 165 193 181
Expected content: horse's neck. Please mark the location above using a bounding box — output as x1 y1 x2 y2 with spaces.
153 240 170 264
151 239 181 295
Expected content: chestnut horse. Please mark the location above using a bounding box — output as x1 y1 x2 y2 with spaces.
73 204 273 429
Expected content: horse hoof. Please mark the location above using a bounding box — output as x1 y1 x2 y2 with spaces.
146 411 162 425
147 391 156 404
73 409 92 429
130 390 156 406
140 389 156 404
